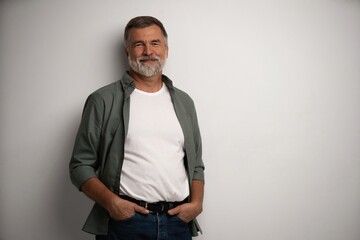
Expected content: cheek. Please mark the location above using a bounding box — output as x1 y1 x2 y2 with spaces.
129 49 143 59
157 50 168 58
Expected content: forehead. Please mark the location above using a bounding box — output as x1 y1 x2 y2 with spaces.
128 25 165 42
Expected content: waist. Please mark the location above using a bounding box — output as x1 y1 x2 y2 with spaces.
120 195 188 213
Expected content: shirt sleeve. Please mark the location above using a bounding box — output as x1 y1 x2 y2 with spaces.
69 93 103 190
191 101 205 182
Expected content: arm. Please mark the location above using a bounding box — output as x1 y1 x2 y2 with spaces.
81 177 149 220
189 179 204 208
167 98 205 222
70 94 148 220
167 179 204 222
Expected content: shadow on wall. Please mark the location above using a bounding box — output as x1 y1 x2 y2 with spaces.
55 179 94 239
113 39 130 82
52 40 128 239
52 114 94 240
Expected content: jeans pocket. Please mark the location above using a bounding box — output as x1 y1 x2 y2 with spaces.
111 212 137 223
174 215 190 225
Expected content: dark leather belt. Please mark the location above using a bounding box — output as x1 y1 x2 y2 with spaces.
120 195 188 213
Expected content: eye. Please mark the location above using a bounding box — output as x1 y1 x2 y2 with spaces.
133 42 144 47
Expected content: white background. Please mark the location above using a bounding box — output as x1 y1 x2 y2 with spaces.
1 0 360 239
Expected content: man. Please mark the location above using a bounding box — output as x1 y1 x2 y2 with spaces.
69 16 205 240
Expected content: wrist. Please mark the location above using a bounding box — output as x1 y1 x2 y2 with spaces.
190 200 203 213
103 193 119 212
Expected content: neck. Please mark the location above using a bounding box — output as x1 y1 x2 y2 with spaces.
129 69 163 93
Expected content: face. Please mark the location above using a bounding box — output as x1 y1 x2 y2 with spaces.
126 25 168 77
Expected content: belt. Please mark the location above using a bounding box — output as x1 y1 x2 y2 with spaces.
120 195 188 213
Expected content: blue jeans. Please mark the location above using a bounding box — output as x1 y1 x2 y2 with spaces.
96 213 192 240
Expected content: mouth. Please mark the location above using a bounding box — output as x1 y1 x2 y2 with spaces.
138 56 160 64
139 59 158 63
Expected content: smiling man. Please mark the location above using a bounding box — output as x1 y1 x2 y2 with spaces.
127 24 167 80
69 16 205 240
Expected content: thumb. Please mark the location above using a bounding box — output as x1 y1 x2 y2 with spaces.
167 206 181 216
134 204 150 215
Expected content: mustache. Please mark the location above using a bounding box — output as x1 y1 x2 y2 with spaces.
137 55 160 61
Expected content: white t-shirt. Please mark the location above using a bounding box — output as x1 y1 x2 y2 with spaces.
120 84 189 202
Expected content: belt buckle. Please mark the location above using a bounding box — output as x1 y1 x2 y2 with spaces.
144 201 167 213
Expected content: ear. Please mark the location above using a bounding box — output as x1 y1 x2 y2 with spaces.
125 47 129 57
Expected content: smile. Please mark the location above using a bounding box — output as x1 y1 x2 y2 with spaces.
139 59 159 64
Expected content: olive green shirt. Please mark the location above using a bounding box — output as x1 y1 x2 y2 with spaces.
69 72 205 236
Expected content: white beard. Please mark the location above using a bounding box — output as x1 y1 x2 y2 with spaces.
128 55 166 77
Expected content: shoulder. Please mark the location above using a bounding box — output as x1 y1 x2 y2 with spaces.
80 81 123 117
173 86 195 106
163 74 195 106
88 72 133 103
85 81 122 106
91 81 122 99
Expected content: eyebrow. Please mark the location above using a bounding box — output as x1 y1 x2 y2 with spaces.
131 39 163 45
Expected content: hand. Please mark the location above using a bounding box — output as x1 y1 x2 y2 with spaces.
167 202 203 223
106 196 149 221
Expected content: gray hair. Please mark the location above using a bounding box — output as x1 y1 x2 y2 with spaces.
124 16 168 47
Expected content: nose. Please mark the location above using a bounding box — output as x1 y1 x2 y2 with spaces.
143 44 153 56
